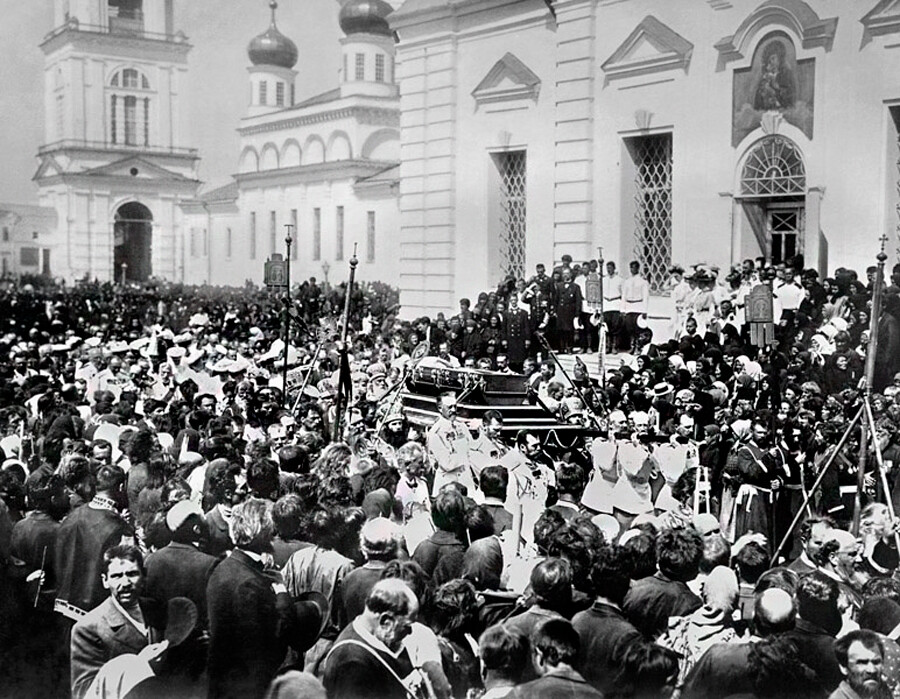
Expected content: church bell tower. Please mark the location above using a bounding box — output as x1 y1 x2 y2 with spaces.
35 0 200 283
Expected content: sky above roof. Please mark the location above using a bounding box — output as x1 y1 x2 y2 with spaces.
0 0 342 204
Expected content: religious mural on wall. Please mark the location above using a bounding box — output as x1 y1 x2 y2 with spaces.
732 31 815 147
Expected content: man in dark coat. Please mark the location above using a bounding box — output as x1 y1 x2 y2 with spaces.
573 546 643 695
510 619 603 699
554 270 583 353
623 528 703 639
412 488 467 580
145 500 219 628
502 294 531 372
323 579 419 699
206 498 303 699
54 464 133 621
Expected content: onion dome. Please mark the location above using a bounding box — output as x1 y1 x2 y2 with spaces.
339 0 393 37
248 1 298 69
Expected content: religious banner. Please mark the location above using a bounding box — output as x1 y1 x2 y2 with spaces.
585 273 602 312
747 283 775 347
264 255 287 288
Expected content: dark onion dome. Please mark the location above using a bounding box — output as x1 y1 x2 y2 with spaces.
339 0 394 37
248 1 298 69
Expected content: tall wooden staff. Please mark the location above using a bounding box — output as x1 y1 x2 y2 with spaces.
332 245 359 442
281 224 294 406
852 236 888 535
597 247 606 389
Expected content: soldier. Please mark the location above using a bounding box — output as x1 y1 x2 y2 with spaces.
426 391 476 495
502 293 531 373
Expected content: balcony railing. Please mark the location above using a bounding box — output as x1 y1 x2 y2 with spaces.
42 18 187 45
38 139 198 157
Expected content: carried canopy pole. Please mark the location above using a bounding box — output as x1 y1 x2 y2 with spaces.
332 245 359 442
852 237 888 536
281 224 294 407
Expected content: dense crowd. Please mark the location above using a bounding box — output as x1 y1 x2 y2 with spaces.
1 251 900 699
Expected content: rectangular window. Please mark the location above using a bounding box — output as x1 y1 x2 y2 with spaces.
124 95 137 145
343 54 347 81
626 133 673 295
367 211 376 262
270 210 277 256
355 53 365 81
2 227 8 242
335 206 344 261
290 209 298 260
203 228 208 256
313 208 321 261
226 227 232 258
250 212 257 260
143 97 149 146
190 228 197 257
276 82 284 107
20 248 39 267
123 68 138 89
56 94 64 140
110 95 117 144
291 84 295 106
259 80 267 106
375 54 385 83
32 231 38 240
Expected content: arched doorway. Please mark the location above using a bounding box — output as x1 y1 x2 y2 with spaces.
738 136 806 265
114 202 152 282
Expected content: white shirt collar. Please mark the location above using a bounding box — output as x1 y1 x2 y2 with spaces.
352 616 405 659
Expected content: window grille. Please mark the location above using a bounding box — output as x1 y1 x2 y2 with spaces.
250 212 257 260
367 211 376 262
631 133 673 295
355 53 365 81
497 151 527 281
276 82 284 107
336 206 344 261
143 97 149 145
313 208 321 261
259 81 267 105
741 136 805 196
291 209 298 260
226 227 232 258
375 55 385 83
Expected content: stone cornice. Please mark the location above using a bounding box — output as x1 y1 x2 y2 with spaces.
238 106 399 136
861 0 900 45
41 28 191 62
234 159 397 187
602 15 693 82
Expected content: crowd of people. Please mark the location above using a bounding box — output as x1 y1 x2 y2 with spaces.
1 250 900 699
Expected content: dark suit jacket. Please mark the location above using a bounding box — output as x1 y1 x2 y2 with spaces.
145 542 219 627
207 549 297 699
70 596 154 699
622 572 701 639
681 642 754 699
572 601 643 694
782 618 841 692
55 504 133 618
412 529 466 579
511 667 604 698
203 506 232 557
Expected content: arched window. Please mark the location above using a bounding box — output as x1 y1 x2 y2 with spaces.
108 68 152 147
741 136 806 196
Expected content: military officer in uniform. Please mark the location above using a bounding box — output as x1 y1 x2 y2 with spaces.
427 391 476 495
503 294 532 373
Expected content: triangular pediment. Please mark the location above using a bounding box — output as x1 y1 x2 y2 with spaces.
472 52 541 106
862 0 900 44
33 155 65 181
602 16 693 82
82 156 190 181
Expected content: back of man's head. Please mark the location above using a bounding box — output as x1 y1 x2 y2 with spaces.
360 517 402 562
531 619 580 671
95 463 126 495
753 587 797 637
589 545 632 606
734 541 769 585
432 488 466 534
796 573 841 635
365 578 417 617
657 528 703 582
480 465 509 501
531 557 572 612
479 624 528 684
